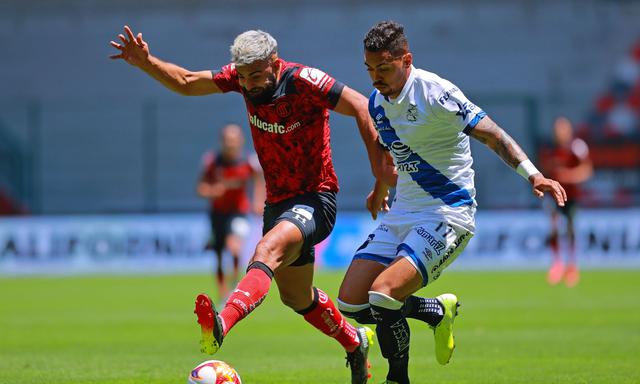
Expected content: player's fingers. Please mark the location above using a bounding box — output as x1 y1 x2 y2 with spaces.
554 184 566 206
534 188 544 198
559 182 567 201
110 41 123 50
109 53 124 59
118 34 128 46
124 25 136 42
136 32 144 46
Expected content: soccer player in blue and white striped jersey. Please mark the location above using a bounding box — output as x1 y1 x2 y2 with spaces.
337 21 567 384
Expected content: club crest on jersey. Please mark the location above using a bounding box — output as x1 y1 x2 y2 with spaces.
406 103 418 122
275 101 292 118
299 67 329 88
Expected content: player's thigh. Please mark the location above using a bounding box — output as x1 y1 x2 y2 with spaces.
370 257 423 301
273 262 314 311
339 258 387 305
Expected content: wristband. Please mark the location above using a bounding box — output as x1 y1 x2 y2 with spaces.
516 159 540 180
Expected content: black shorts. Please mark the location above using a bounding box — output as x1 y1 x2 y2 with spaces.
262 191 337 266
209 211 247 251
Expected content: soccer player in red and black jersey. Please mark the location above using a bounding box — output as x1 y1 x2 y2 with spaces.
541 117 593 287
197 123 264 302
110 26 393 383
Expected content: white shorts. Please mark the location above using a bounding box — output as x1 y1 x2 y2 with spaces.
353 210 473 286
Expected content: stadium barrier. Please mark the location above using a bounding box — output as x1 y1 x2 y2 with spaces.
0 209 638 275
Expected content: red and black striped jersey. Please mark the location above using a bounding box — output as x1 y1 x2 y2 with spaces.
213 58 344 204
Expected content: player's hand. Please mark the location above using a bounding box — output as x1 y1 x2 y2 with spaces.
530 173 567 207
366 180 390 220
109 25 150 67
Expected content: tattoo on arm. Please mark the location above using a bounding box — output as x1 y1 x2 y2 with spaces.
470 117 527 169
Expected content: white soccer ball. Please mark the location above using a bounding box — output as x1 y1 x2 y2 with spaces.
187 360 242 384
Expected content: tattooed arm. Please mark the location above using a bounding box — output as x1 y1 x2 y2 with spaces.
469 116 567 206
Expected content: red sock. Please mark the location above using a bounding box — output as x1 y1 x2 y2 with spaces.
299 288 360 352
219 266 272 336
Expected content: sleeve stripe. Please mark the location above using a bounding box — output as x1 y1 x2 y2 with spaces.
463 111 487 135
327 80 345 108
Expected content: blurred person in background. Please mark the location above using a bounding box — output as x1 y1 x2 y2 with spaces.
337 21 567 384
541 116 593 287
0 188 26 216
110 26 395 384
197 123 264 303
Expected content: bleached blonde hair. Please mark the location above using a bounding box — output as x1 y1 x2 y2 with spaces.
230 30 278 65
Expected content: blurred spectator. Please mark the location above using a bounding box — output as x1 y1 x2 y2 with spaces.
541 117 593 287
197 123 264 302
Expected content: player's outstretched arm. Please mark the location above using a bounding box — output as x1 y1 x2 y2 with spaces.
109 25 221 96
469 116 567 206
333 86 397 186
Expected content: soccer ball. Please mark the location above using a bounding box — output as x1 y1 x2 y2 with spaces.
188 360 242 384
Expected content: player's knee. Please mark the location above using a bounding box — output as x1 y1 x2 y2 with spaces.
370 279 400 299
252 239 280 271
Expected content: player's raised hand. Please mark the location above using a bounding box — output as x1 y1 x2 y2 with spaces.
109 25 150 67
530 173 567 207
366 180 390 220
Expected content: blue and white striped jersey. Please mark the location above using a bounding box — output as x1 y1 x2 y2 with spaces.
369 66 486 232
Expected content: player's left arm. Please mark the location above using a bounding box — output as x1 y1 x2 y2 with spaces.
469 116 567 206
333 86 397 186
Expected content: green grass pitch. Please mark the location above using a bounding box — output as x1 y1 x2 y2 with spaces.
1 270 639 383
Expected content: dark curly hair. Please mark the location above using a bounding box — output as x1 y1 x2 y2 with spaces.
363 21 409 56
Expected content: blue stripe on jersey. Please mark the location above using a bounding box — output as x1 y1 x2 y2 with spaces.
397 243 428 286
463 111 487 135
368 92 474 207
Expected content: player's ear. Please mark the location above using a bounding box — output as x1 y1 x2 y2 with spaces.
270 53 280 71
403 52 413 68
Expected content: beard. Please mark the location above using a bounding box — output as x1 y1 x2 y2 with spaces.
243 74 277 105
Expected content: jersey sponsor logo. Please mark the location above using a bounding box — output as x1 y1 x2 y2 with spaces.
299 67 330 88
249 114 301 134
397 161 419 173
437 87 459 105
390 141 413 162
406 103 418 122
430 231 470 275
415 226 446 255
